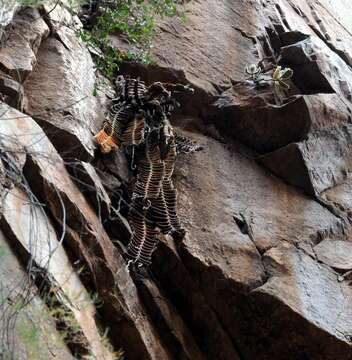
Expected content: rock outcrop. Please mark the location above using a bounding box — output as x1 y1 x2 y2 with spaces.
0 229 74 360
1 1 352 359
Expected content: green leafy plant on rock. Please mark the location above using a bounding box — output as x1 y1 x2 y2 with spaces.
79 0 183 78
11 1 184 78
17 0 86 7
0 245 8 259
17 319 39 347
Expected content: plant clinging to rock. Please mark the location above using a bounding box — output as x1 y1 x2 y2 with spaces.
272 65 293 90
10 1 184 79
79 0 183 78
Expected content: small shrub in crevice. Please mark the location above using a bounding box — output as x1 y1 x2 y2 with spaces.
242 60 294 104
79 0 186 79
245 61 293 90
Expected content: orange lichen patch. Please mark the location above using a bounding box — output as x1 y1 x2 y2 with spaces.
94 129 119 154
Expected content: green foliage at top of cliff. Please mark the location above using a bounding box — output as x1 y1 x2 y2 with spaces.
80 0 184 78
17 0 83 7
14 0 184 78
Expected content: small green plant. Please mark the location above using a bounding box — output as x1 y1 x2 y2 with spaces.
19 323 39 344
17 318 39 348
41 286 87 346
0 245 8 259
80 0 182 78
82 328 124 360
14 1 184 78
18 0 46 5
18 0 85 7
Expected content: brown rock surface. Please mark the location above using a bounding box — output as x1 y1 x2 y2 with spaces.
314 239 352 271
24 26 105 160
159 130 350 358
0 70 24 109
0 103 171 359
251 243 352 359
256 31 352 195
259 123 352 195
128 0 352 203
151 236 241 360
137 275 204 360
323 179 352 213
0 7 49 81
113 0 352 355
1 186 117 359
0 229 74 359
176 131 344 253
1 1 352 359
0 1 19 30
70 160 112 216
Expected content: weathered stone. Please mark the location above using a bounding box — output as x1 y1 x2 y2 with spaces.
0 0 19 29
322 179 352 229
176 130 343 254
259 123 352 195
41 0 82 31
1 186 117 359
258 141 315 194
0 7 49 81
153 1 258 91
137 276 204 360
90 151 133 243
69 160 111 217
151 236 241 360
314 239 352 271
210 92 310 152
0 103 171 359
250 243 352 359
274 0 352 67
0 229 74 360
159 129 348 358
254 32 352 193
302 93 351 131
24 26 106 160
208 30 352 153
279 33 352 100
211 89 352 153
114 0 262 116
323 179 352 209
0 69 24 108
68 159 132 250
94 150 132 186
3 0 352 358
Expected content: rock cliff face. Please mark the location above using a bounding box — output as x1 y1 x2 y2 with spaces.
0 1 352 359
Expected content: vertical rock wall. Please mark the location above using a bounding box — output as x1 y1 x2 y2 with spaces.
0 1 352 359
